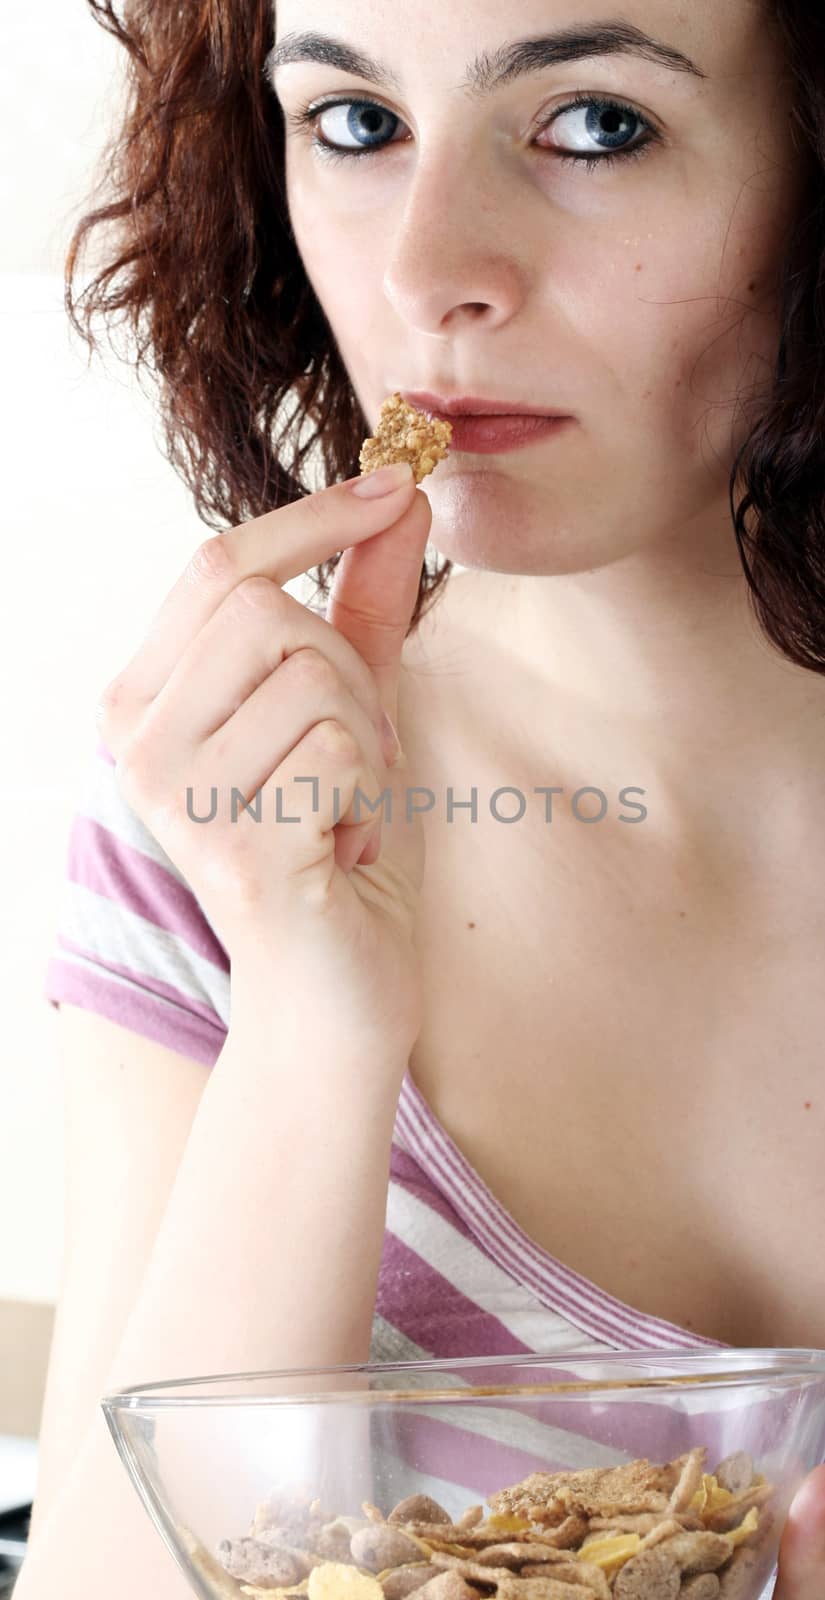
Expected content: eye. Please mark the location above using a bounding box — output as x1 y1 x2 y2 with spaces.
537 95 655 164
287 98 408 157
284 91 660 171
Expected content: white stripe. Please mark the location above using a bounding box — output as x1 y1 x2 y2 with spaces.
395 1096 626 1342
369 1320 626 1472
386 1181 605 1357
52 880 230 1027
369 1314 431 1366
370 1439 484 1519
397 1090 715 1351
366 1334 626 1475
372 1393 627 1474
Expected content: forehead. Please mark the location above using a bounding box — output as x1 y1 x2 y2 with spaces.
269 1 785 118
271 0 768 71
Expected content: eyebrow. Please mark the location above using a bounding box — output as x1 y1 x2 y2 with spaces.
264 20 707 97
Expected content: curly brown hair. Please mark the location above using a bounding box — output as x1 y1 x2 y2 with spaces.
66 1 825 669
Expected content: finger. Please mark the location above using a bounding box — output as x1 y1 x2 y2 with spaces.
236 719 388 889
775 1465 825 1600
324 483 432 728
129 580 389 768
155 643 388 821
99 462 416 720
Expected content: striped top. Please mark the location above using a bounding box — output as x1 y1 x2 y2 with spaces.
44 743 786 1594
44 741 729 1367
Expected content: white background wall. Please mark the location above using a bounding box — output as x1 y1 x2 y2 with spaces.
2 8 198 1304
1 6 320 1306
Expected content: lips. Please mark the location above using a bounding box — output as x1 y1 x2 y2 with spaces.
395 389 575 456
400 389 571 420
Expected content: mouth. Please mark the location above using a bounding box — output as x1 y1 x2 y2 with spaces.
401 389 572 420
399 390 575 456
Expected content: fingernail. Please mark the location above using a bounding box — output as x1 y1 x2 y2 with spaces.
380 711 403 765
352 461 414 498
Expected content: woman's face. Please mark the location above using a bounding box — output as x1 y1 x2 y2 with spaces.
270 0 802 577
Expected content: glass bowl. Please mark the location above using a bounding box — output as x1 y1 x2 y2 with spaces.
101 1346 825 1600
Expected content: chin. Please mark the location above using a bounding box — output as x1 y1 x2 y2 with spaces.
425 471 597 577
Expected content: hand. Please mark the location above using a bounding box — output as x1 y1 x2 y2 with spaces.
774 1464 825 1599
96 461 432 1058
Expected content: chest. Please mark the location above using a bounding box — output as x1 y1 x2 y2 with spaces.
406 776 825 1350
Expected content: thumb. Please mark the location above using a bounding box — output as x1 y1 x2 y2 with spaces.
324 482 433 740
775 1464 825 1600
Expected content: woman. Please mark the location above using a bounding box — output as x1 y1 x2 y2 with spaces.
20 0 825 1596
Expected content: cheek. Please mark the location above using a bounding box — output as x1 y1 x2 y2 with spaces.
579 213 784 466
287 167 383 339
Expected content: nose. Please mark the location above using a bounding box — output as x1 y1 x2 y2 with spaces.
381 145 530 337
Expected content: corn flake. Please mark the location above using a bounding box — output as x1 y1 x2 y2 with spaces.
577 1533 642 1572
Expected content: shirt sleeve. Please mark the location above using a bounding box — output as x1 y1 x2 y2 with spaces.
43 739 230 1068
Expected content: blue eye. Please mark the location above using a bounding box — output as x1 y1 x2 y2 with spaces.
545 97 650 157
299 99 406 154
284 92 660 172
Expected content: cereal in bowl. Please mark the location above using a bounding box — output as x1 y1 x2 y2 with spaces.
193 1446 776 1599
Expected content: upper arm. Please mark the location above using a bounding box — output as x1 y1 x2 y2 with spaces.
29 1003 210 1545
34 737 231 1543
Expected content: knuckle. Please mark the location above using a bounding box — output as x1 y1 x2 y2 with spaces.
189 534 237 586
286 645 339 694
232 575 279 611
205 722 234 772
308 717 360 762
95 672 128 738
330 591 397 637
97 671 125 712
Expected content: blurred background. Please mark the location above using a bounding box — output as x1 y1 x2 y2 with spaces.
3 2 206 1396
0 4 330 1570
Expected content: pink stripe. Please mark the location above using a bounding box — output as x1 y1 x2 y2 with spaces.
80 743 727 1358
378 1232 532 1360
425 1130 725 1351
67 815 229 971
389 1145 483 1246
97 740 115 764
373 1407 565 1495
398 1079 727 1352
43 959 225 1068
396 1091 623 1348
47 935 225 1030
418 1112 679 1347
375 1392 745 1494
400 1091 711 1350
397 1086 630 1339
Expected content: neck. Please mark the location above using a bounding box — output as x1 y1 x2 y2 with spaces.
444 514 825 866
